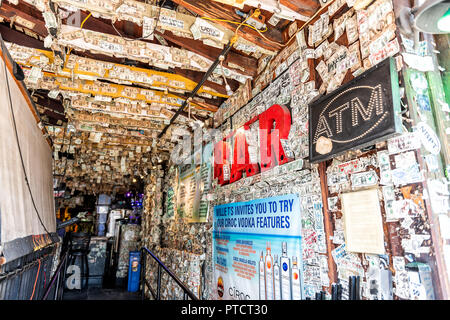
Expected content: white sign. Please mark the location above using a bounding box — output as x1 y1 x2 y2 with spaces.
192 18 224 42
416 122 441 155
402 53 435 72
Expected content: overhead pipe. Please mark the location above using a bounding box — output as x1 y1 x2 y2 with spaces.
157 39 235 139
157 8 265 139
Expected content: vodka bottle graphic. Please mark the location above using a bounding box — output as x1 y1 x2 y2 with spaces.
291 256 301 300
259 251 265 300
273 254 281 300
280 241 292 300
265 242 275 300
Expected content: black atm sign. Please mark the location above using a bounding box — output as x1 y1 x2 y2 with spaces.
309 57 401 163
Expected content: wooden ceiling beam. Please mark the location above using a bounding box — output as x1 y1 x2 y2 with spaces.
31 91 65 113
171 0 285 52
38 107 67 122
169 90 220 112
0 3 48 37
1 4 250 97
66 48 230 97
158 29 258 77
173 67 239 93
0 23 46 49
67 12 251 91
30 91 68 124
0 5 236 84
1 23 228 103
279 0 321 17
58 5 258 77
73 10 256 78
189 99 218 113
70 10 128 38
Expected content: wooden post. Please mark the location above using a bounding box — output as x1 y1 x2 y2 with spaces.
318 161 338 290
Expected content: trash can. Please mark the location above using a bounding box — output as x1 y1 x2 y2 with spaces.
127 251 141 292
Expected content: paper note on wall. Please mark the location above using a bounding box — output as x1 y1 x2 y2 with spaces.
341 189 385 254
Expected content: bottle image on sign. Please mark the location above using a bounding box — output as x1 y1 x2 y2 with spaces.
280 241 291 300
291 256 301 300
217 276 224 299
259 251 265 299
265 242 275 300
273 254 281 300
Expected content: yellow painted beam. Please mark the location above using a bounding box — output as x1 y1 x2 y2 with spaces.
24 68 219 112
16 48 228 99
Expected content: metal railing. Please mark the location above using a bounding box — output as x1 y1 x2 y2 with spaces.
41 250 69 300
140 247 198 300
0 245 57 300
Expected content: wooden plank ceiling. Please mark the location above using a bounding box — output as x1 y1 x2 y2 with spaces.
0 0 321 193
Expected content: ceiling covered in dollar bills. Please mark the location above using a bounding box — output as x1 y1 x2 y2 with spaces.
0 0 324 194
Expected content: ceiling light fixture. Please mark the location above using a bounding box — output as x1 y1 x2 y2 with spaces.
437 8 450 32
414 0 450 34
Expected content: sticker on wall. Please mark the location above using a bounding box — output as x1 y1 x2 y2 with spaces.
402 53 434 72
415 122 441 155
377 150 392 185
387 132 421 155
328 196 339 212
394 151 417 170
350 169 379 189
391 164 423 186
415 94 431 112
382 186 397 221
392 256 410 299
424 154 439 172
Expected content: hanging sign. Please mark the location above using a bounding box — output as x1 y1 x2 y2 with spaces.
213 194 303 300
309 57 401 163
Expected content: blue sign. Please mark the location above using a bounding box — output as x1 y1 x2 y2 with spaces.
213 194 303 300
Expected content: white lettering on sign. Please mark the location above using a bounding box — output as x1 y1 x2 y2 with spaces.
66 265 81 290
416 122 441 155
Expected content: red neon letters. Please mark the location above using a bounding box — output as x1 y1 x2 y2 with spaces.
230 126 260 183
213 140 231 186
258 104 292 172
214 104 292 185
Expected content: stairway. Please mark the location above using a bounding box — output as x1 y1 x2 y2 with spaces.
63 287 141 300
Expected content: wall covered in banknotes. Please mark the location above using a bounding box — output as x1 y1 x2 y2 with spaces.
139 0 448 300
